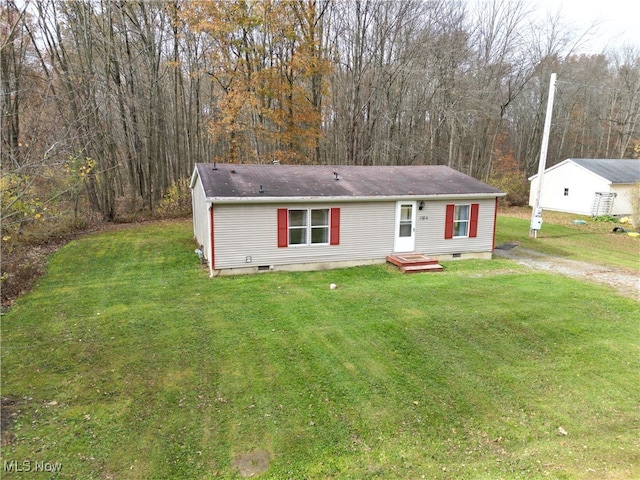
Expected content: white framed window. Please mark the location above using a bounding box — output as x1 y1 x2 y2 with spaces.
310 209 329 244
288 208 329 246
445 203 478 240
453 204 470 237
288 209 308 245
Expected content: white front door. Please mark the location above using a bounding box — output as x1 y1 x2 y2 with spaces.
394 201 416 252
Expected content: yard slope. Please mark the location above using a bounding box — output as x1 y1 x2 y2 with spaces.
2 219 639 479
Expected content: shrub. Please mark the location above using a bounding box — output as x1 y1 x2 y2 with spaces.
488 172 530 207
592 215 618 223
156 179 192 218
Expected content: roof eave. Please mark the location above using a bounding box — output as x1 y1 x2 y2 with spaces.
204 192 505 204
529 158 639 183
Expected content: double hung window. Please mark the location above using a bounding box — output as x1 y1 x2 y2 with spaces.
288 210 308 245
453 205 470 237
310 209 330 244
288 209 330 246
444 203 479 239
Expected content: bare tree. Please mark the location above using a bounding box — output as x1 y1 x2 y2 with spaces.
4 0 637 231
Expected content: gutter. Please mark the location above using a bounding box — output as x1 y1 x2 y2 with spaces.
203 192 506 204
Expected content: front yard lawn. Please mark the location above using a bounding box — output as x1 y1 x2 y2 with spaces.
1 220 638 479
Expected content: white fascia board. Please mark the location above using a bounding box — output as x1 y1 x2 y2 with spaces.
189 167 200 189
190 171 208 200
205 192 505 204
528 159 613 184
528 158 572 181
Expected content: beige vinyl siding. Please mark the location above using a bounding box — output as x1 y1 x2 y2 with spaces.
191 174 210 258
212 202 396 270
415 198 496 255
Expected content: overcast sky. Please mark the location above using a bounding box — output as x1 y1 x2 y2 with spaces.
533 0 640 53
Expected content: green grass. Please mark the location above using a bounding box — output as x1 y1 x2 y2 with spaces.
1 219 639 479
496 209 640 273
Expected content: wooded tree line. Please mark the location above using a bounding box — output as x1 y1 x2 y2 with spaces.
2 0 639 229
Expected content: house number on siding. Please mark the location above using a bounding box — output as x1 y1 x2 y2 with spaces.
419 216 428 221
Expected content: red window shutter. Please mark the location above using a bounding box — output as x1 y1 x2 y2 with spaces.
444 204 455 239
277 208 288 247
469 203 479 238
330 208 340 245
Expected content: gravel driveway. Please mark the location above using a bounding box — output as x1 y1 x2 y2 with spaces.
493 244 640 301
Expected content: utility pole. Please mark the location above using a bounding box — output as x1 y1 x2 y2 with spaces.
530 73 557 238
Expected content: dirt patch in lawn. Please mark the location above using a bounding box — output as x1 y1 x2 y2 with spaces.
494 245 639 301
1 397 20 446
232 450 270 477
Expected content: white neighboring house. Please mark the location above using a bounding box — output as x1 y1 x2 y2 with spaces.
528 158 640 216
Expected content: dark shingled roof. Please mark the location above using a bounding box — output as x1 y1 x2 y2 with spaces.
193 163 503 199
571 159 640 184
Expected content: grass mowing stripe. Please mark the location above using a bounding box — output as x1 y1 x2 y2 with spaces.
2 219 638 479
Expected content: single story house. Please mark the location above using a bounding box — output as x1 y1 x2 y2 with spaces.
190 163 505 276
528 158 640 216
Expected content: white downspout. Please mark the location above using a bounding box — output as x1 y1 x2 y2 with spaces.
209 203 215 278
